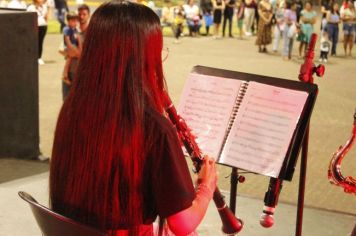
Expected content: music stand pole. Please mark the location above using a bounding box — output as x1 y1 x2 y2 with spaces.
229 167 239 214
296 33 324 236
296 126 309 236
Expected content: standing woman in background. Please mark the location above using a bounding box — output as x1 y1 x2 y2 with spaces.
272 0 285 52
320 0 333 31
27 0 48 65
255 0 273 52
282 1 297 60
297 1 316 58
244 0 256 36
222 0 235 37
49 1 217 235
326 2 340 56
212 0 225 38
340 1 356 56
236 0 245 39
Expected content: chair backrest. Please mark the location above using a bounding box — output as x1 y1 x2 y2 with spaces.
18 191 107 236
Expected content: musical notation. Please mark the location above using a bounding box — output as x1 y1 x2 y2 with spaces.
220 82 308 177
178 73 242 159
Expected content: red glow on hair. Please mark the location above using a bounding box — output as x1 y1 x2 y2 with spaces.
50 2 166 233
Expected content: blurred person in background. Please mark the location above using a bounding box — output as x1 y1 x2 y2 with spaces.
255 0 273 52
54 0 68 33
319 30 331 62
222 0 235 37
78 3 90 38
244 0 256 36
61 12 81 100
184 0 202 36
173 5 186 43
320 0 333 30
7 0 26 9
161 0 175 32
236 0 245 38
326 2 340 56
272 0 285 52
295 0 303 22
212 0 225 38
201 0 214 35
0 0 8 7
282 1 297 60
297 1 316 58
340 0 355 56
27 0 49 65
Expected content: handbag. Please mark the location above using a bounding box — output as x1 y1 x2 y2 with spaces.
287 23 296 38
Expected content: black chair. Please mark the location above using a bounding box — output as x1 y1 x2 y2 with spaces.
18 191 107 236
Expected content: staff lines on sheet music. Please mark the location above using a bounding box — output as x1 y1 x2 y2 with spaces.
245 107 291 121
185 118 221 133
235 127 284 143
185 99 226 110
186 96 231 108
183 109 224 123
190 88 235 98
226 152 270 169
240 121 286 136
232 141 280 157
183 107 224 117
232 135 282 153
241 114 289 128
250 94 299 107
185 98 231 111
247 101 295 114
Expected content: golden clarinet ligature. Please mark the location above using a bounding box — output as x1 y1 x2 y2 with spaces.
327 109 356 194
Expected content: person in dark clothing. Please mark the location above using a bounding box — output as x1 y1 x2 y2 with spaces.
54 0 68 32
201 0 214 35
49 1 218 235
222 0 236 37
295 0 304 22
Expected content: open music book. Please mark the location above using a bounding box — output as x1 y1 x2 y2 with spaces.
177 66 318 180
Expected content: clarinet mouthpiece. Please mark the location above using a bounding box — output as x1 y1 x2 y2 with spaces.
260 206 275 228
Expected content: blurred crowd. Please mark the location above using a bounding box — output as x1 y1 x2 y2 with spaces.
1 0 354 100
159 0 356 61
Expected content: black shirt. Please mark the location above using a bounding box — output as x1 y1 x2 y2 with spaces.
141 108 195 222
51 108 195 230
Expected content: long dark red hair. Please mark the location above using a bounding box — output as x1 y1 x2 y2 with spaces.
50 0 166 232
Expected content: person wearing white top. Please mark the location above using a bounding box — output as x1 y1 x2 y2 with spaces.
7 0 26 9
0 0 8 8
27 0 48 65
183 0 201 36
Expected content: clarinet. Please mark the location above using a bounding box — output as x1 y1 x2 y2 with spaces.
261 33 325 228
163 92 243 235
259 177 282 228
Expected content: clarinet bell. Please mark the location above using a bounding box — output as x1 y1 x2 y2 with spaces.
259 211 274 228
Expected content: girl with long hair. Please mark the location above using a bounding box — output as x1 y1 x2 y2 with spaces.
326 2 341 56
49 1 217 235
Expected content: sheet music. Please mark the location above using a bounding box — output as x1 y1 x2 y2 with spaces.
220 82 308 177
177 73 243 160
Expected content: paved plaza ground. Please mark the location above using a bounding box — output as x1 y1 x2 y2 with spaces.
0 25 355 235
